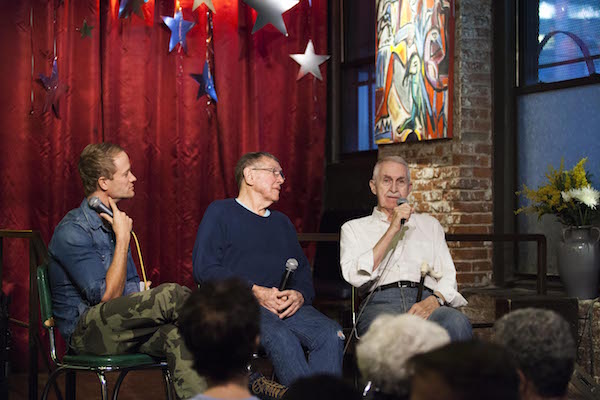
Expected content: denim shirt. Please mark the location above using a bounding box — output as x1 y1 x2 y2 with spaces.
48 199 140 344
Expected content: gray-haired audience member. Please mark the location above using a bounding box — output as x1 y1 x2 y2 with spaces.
408 340 520 400
356 314 450 399
493 308 576 400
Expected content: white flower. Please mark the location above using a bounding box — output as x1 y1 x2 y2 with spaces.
565 185 600 209
561 191 572 202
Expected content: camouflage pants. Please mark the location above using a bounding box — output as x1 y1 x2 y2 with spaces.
70 283 206 399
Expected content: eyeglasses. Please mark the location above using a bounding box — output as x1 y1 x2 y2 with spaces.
380 177 408 187
252 168 285 180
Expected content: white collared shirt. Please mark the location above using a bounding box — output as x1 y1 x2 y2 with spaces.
340 207 467 307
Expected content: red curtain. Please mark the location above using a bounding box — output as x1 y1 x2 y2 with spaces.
0 0 327 369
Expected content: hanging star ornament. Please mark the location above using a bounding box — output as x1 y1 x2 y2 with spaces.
243 0 299 36
162 10 195 53
193 0 216 13
119 0 145 19
290 40 331 81
190 61 218 103
78 19 93 38
38 58 68 118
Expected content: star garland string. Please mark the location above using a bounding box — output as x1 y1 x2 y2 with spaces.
34 0 69 119
190 6 218 117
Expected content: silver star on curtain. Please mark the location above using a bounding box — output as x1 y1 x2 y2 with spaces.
290 40 330 81
243 0 299 36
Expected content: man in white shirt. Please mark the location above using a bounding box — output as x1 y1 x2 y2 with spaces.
340 156 472 340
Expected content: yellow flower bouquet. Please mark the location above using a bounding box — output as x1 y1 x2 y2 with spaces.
516 158 600 226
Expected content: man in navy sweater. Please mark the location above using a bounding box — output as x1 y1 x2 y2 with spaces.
192 152 344 388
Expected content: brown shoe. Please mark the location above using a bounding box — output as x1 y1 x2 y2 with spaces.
249 372 288 400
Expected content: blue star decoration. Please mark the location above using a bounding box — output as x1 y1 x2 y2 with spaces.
290 40 331 81
190 61 218 103
162 10 195 53
38 58 68 118
119 0 145 19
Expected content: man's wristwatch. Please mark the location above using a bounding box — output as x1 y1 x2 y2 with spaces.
432 293 445 306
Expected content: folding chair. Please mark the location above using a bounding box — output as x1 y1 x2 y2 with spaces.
37 264 174 400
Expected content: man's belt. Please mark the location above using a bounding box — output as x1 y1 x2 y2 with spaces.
377 281 433 292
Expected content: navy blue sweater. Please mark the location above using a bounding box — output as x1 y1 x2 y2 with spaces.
192 199 315 304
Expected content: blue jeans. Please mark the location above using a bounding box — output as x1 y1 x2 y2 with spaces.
357 287 472 341
259 305 344 385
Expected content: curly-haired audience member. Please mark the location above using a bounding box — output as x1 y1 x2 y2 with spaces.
493 308 576 400
179 278 263 400
356 314 450 399
408 341 520 400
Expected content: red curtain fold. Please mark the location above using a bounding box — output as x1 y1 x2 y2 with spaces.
0 0 327 370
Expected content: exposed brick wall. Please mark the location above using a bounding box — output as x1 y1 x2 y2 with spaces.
378 0 494 288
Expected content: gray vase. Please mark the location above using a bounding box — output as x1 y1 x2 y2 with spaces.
557 226 600 299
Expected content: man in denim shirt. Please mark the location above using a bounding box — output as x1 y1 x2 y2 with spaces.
48 143 206 399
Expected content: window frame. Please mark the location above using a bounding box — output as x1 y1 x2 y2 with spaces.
329 0 377 159
517 0 600 94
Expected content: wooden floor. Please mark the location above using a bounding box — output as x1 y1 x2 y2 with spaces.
7 370 171 400
5 354 358 400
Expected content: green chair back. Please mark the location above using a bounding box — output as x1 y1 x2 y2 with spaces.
37 264 53 330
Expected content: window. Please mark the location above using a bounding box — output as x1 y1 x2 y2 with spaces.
340 0 377 154
519 0 600 87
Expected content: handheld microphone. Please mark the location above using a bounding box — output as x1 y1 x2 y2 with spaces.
396 197 408 225
88 196 113 217
279 258 298 291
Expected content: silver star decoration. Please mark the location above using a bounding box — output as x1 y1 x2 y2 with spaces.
193 0 215 13
290 40 331 81
243 0 299 36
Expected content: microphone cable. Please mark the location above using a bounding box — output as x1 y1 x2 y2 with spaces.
131 231 149 291
88 197 149 290
343 228 404 355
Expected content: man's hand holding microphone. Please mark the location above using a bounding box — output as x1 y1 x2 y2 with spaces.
389 197 413 232
372 198 413 271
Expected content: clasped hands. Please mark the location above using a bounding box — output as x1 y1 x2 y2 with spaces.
252 285 304 319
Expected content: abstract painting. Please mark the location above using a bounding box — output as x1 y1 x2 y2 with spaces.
375 0 454 143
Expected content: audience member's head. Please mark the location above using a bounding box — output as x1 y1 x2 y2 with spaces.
493 308 576 399
282 374 361 400
407 340 520 400
356 314 450 398
178 278 260 385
